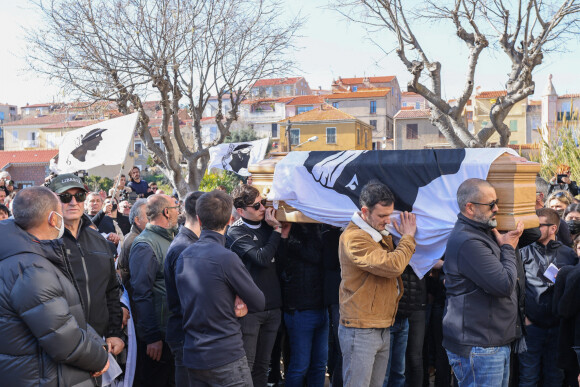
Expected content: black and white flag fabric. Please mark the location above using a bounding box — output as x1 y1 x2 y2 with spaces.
53 113 139 174
268 148 519 278
207 137 269 177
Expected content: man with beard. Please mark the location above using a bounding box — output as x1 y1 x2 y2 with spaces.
443 178 524 387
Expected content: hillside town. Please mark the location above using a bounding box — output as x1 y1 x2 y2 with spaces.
1 74 576 188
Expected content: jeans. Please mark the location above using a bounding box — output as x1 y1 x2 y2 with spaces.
167 341 191 387
328 304 343 387
383 316 409 387
187 355 253 387
446 345 510 387
405 310 425 387
339 324 391 387
518 323 564 387
284 309 329 387
240 309 281 387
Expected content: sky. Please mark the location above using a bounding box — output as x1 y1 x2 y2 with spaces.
1 0 579 108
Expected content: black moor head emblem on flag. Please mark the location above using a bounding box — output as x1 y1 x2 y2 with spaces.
222 143 253 174
71 128 107 162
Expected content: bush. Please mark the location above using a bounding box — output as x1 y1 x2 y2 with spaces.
199 170 241 193
539 121 580 182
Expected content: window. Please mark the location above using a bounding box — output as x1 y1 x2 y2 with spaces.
415 102 421 109
481 121 488 129
266 87 273 96
510 140 518 145
12 130 18 143
352 86 358 92
271 123 278 138
290 128 300 145
406 124 418 139
402 102 408 107
297 106 313 114
332 102 339 109
357 128 360 145
134 142 142 155
285 85 292 95
155 141 162 149
370 120 377 130
509 120 518 132
466 111 473 120
326 127 337 144
370 101 377 114
364 130 368 148
210 126 218 141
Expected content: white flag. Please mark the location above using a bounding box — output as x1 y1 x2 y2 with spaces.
207 137 269 176
54 113 139 174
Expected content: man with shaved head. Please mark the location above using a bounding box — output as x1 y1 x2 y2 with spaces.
443 178 524 387
129 193 178 386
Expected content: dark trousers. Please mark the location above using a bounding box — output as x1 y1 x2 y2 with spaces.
328 304 343 387
167 340 192 387
135 339 175 387
431 304 453 387
405 310 426 387
240 309 282 387
187 355 253 387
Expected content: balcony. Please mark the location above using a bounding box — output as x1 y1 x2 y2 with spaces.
21 140 39 148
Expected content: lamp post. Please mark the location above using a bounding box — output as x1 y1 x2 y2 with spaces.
286 119 292 152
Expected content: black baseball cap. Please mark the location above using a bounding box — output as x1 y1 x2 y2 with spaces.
49 173 87 194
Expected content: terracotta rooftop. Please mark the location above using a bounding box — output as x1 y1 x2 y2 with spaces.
476 90 507 99
21 102 57 109
559 94 580 99
286 95 325 105
401 91 420 97
333 76 395 85
43 119 102 129
281 104 357 123
0 149 59 169
253 77 302 87
394 109 431 119
3 113 70 127
529 100 542 106
325 89 391 100
401 106 415 110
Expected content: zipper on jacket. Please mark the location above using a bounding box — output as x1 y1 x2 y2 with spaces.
61 244 86 313
76 241 91 319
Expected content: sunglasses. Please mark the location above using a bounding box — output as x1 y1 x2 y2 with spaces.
247 198 267 211
470 199 499 209
58 191 87 204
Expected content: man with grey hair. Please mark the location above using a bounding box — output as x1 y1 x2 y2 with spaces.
129 194 179 386
118 198 148 287
443 178 524 387
0 186 110 385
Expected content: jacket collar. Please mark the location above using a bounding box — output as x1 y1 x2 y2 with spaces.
351 211 389 243
178 225 199 242
199 229 226 245
457 212 493 232
144 223 175 241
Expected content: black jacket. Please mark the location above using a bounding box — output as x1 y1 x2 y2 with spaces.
321 225 342 306
521 239 577 328
91 210 131 237
63 214 123 339
177 230 265 370
0 219 108 386
554 264 580 369
226 218 283 310
396 265 427 318
443 213 518 357
279 223 325 311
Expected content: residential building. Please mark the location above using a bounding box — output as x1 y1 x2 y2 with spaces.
2 113 70 151
21 102 63 117
250 77 312 99
473 90 527 145
0 149 59 188
325 88 398 149
393 108 448 150
541 74 580 142
526 100 542 144
401 92 429 110
278 104 373 152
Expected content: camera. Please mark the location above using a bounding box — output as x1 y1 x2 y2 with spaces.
557 174 567 184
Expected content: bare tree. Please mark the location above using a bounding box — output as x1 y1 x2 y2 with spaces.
26 0 302 194
334 0 580 147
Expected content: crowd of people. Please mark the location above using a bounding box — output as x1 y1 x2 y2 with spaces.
1 164 580 387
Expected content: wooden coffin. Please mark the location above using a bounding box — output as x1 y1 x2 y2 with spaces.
249 151 540 230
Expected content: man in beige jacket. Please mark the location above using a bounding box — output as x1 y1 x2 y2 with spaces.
338 181 417 387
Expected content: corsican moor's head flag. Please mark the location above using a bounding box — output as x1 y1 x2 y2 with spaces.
207 137 269 176
53 113 139 174
268 148 519 278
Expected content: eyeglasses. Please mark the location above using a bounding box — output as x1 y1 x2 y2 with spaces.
151 187 158 191
58 191 87 204
470 199 499 210
553 192 568 198
539 223 555 227
247 198 267 211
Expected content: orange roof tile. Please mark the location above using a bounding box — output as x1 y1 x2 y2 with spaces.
3 113 70 127
529 100 542 106
401 106 415 110
324 89 391 100
401 91 420 97
21 102 57 109
0 149 59 169
334 76 395 85
43 119 102 129
281 105 357 123
394 109 431 119
286 95 325 105
559 93 580 99
253 77 302 87
476 90 507 99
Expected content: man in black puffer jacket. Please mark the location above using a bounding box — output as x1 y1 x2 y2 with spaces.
0 187 109 386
